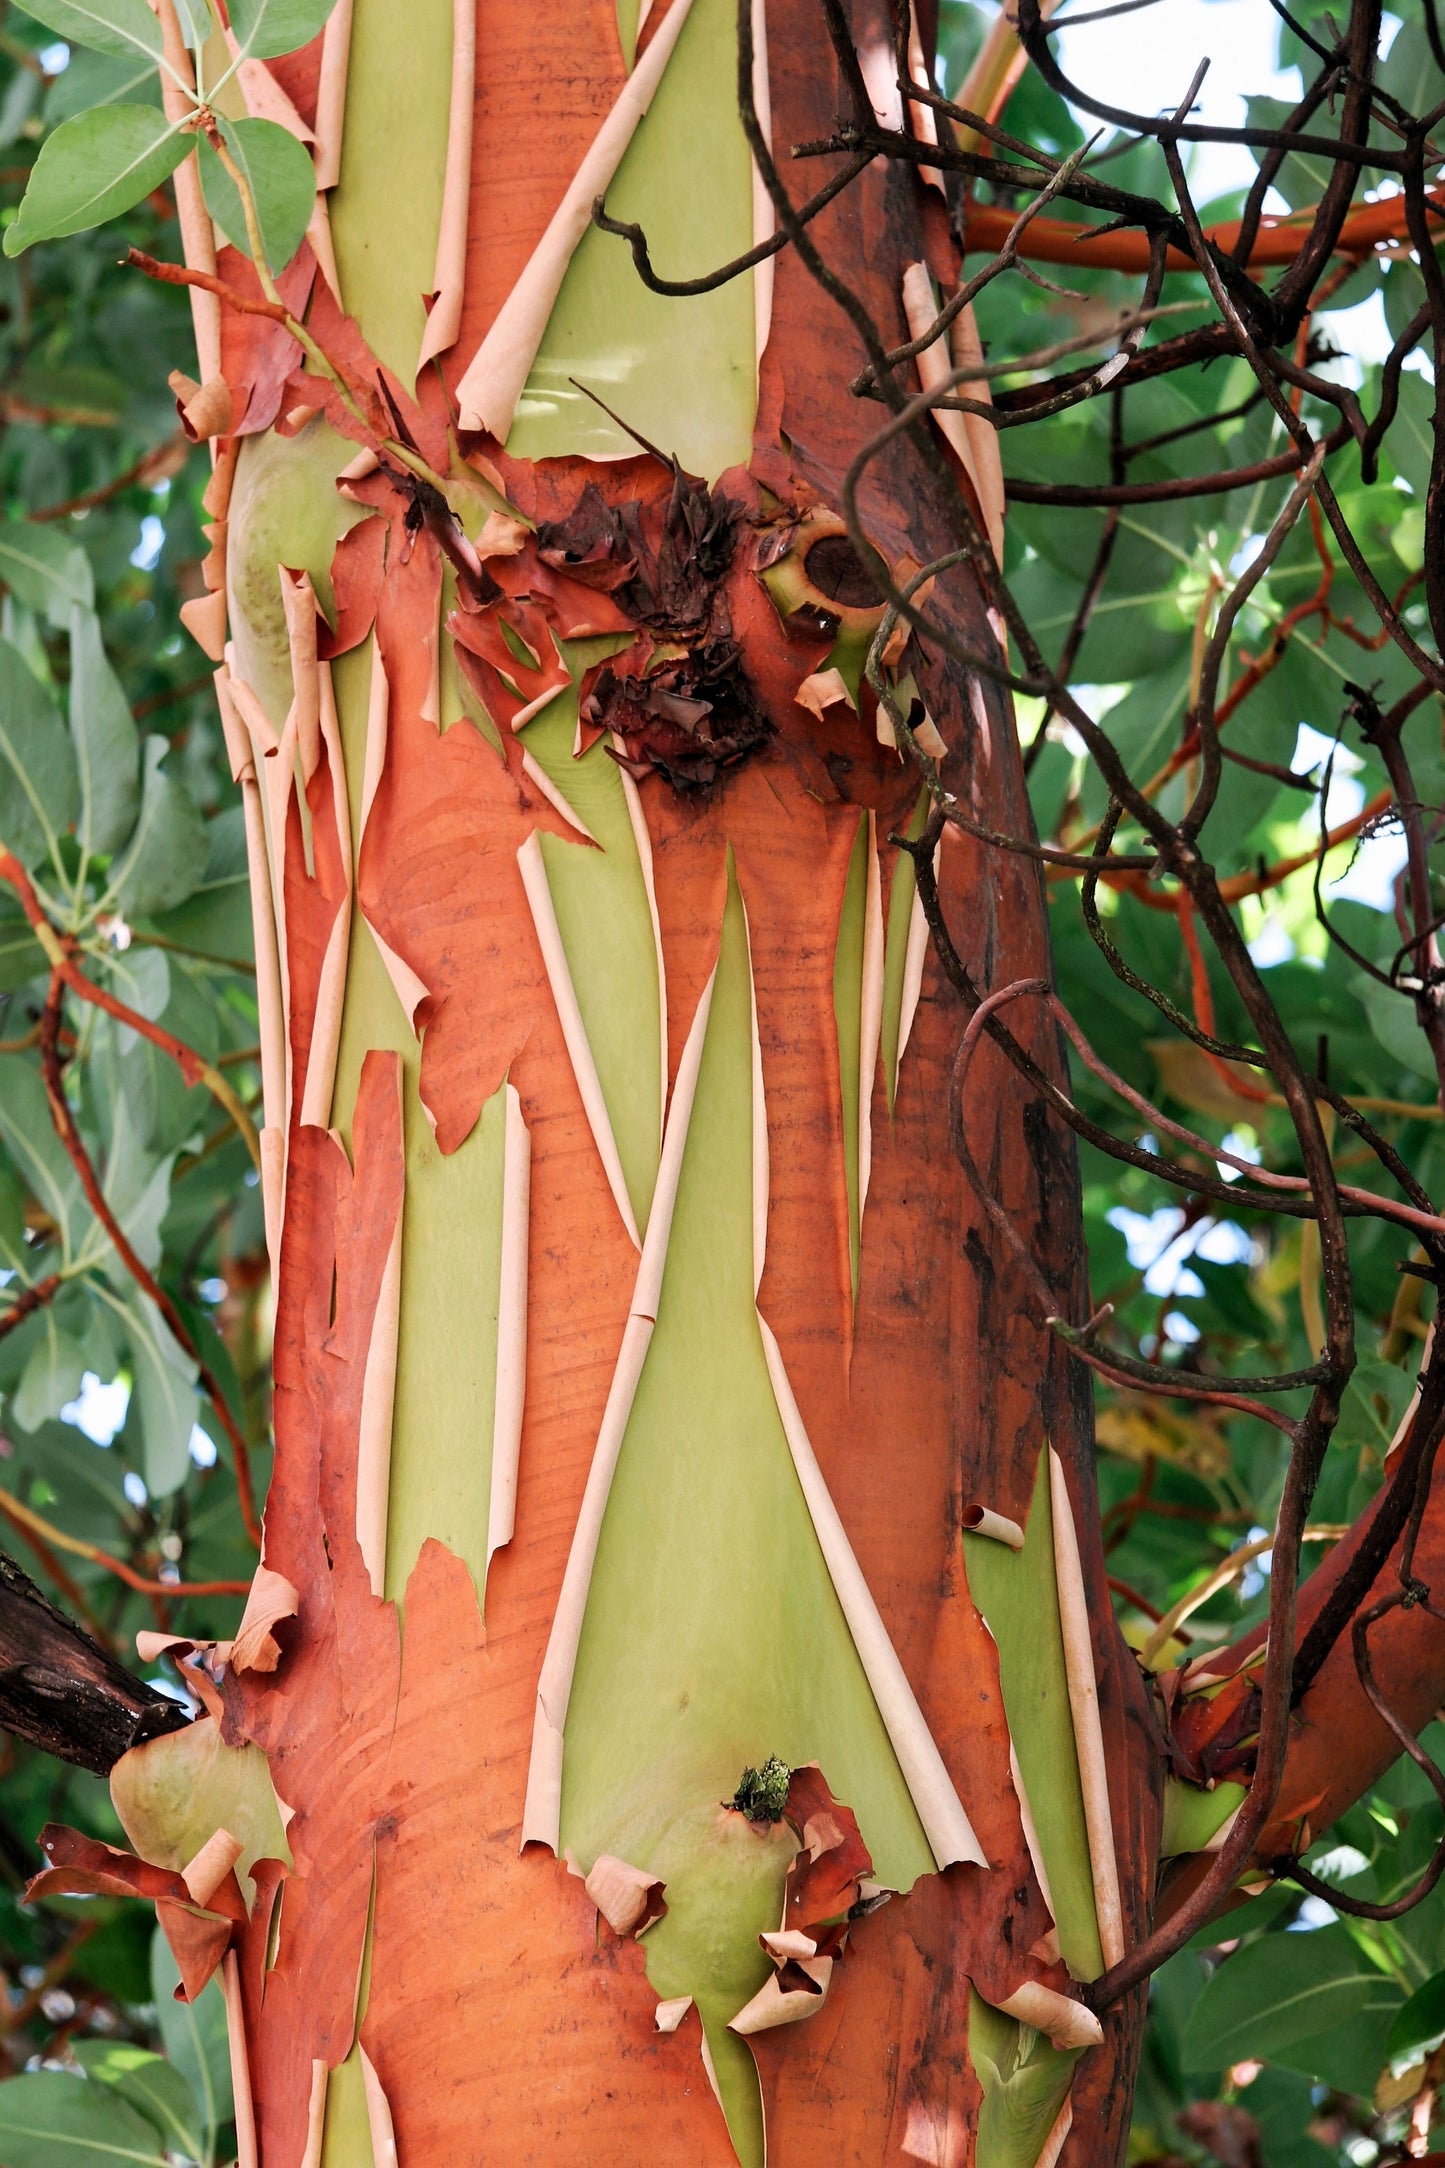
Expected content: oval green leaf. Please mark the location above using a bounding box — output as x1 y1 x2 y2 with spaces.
197 114 315 274
1182 1924 1402 2094
0 2070 169 2167
0 520 93 624
14 0 161 63
5 105 187 254
70 2042 207 2166
227 0 338 60
1389 1967 1445 2067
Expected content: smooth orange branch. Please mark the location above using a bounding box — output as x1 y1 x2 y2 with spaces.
0 1488 249 1599
38 974 263 1554
0 849 260 1171
961 190 1445 274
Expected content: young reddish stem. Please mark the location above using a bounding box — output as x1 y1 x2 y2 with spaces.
38 975 263 1552
0 850 259 1170
0 1489 249 1600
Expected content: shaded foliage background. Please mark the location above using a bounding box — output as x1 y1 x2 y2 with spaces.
0 0 1437 2162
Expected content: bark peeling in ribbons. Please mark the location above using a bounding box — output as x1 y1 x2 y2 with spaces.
170 0 1159 2161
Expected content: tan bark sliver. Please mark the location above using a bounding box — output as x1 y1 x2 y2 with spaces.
215 667 287 1139
298 2058 327 2168
950 307 1006 565
750 0 774 365
901 264 1004 568
360 2047 399 2168
729 1956 834 2035
215 665 289 1273
1037 2096 1075 2168
522 962 718 1852
759 1319 986 1870
1009 1737 1057 1920
997 1978 1104 2052
229 1562 300 1675
153 0 220 385
221 1953 259 2168
519 748 598 841
416 0 477 371
857 809 884 1244
487 1083 531 1570
454 0 699 441
180 1827 243 1907
299 658 354 1131
961 1502 1025 1549
618 761 669 1163
358 642 430 1031
1048 1445 1126 1970
583 1851 667 1937
313 0 354 191
355 1061 403 1599
517 828 643 1250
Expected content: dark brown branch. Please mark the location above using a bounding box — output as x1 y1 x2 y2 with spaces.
0 1548 189 1776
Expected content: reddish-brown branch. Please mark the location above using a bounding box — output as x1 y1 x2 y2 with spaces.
0 1490 248 1600
124 247 291 324
0 1273 60 1344
0 851 259 1169
0 1508 114 1646
37 975 262 1552
960 188 1439 274
30 434 190 523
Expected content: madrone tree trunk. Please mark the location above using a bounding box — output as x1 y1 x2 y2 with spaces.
36 1 1445 2163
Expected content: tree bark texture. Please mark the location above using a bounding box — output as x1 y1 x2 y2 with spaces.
81 1 1180 2161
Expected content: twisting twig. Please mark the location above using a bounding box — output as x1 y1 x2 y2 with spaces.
0 849 260 1172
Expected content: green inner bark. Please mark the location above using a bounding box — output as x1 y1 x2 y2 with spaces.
328 644 510 1614
962 1448 1105 1981
558 861 933 2167
968 1988 1080 2168
327 0 454 386
525 655 662 1235
505 0 756 480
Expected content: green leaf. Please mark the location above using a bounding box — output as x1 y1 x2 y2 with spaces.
227 0 338 60
197 115 315 275
1388 372 1435 502
123 1291 199 1497
101 1104 176 1285
0 2069 168 2167
1388 1967 1445 2068
108 736 208 918
11 1320 85 1431
1182 1924 1402 2094
0 523 93 627
70 2042 207 2165
5 105 187 255
13 0 163 63
45 48 164 123
0 636 80 871
0 1054 83 1249
69 604 140 859
151 1927 233 2154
